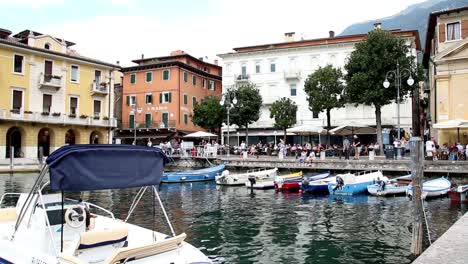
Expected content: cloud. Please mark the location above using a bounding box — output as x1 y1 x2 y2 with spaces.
40 0 425 67
0 0 64 9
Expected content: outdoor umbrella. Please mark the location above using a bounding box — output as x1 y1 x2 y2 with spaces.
287 125 326 144
433 119 468 142
329 121 376 136
183 131 218 138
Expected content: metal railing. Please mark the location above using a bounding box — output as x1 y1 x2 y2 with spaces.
91 81 109 94
284 70 301 79
236 74 250 82
0 108 116 127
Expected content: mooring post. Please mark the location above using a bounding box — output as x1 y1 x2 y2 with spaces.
38 147 44 165
409 137 424 256
10 146 14 170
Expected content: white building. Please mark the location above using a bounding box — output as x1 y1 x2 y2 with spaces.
218 27 421 145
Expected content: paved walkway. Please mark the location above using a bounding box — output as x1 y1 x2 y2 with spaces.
413 211 468 264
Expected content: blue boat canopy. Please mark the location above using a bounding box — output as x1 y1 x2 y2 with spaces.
46 145 169 191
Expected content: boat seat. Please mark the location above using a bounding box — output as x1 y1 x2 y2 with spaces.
76 225 129 252
105 233 187 264
0 208 17 222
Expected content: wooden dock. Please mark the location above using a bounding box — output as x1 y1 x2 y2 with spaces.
412 212 468 264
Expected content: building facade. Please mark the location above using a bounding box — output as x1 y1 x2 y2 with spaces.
0 28 118 159
118 50 222 144
424 6 468 144
218 28 420 145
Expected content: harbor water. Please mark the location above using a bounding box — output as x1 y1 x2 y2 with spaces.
1 172 466 264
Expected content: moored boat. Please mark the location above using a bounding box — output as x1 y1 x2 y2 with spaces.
301 176 336 194
247 171 302 189
328 171 387 195
215 168 278 186
279 171 330 193
367 174 412 196
448 184 468 204
162 164 225 183
0 145 211 264
407 177 451 199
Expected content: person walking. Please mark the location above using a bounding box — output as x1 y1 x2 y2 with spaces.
343 136 350 160
353 135 361 160
425 137 436 160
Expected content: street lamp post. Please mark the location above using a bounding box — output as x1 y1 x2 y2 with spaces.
383 61 414 141
220 96 237 157
237 132 240 146
274 130 277 146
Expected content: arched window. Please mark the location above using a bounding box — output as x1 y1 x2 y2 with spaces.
44 43 51 50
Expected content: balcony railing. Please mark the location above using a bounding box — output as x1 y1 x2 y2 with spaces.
0 109 116 127
39 73 63 90
120 120 177 130
91 80 109 95
284 70 301 80
235 74 250 83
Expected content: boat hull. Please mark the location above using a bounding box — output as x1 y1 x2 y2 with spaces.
407 177 451 199
216 168 278 186
328 171 386 196
367 184 408 196
162 164 225 183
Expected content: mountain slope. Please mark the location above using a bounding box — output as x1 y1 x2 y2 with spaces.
340 0 468 46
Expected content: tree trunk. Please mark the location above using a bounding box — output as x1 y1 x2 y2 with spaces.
375 105 383 154
283 128 287 144
245 124 249 145
326 108 331 145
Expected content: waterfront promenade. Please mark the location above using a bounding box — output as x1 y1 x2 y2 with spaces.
412 211 468 264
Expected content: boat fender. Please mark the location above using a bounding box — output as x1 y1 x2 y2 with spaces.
334 176 344 191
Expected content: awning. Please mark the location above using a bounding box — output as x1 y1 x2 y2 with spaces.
433 119 468 141
46 145 169 191
183 131 217 138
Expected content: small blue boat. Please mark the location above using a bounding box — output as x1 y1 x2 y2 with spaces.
328 171 387 195
162 164 225 183
300 172 332 194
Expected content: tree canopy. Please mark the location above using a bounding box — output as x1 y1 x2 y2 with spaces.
269 97 298 143
304 64 345 138
344 29 423 147
224 83 262 144
192 95 226 132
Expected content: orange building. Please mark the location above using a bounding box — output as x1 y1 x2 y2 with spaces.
117 50 222 144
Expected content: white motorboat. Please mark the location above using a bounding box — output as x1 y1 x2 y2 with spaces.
407 177 451 199
328 171 388 195
246 171 303 189
0 145 211 264
367 174 412 196
215 168 278 186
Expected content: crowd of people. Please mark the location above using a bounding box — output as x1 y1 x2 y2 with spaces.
425 137 468 161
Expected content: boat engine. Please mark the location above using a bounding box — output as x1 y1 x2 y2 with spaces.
333 176 344 191
302 178 310 187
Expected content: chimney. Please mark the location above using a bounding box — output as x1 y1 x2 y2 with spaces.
198 57 204 61
141 54 144 59
284 32 295 42
374 22 382 30
214 59 218 65
27 30 35 47
329 31 335 38
170 50 185 56
0 28 12 39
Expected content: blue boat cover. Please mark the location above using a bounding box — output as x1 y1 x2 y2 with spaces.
46 145 169 191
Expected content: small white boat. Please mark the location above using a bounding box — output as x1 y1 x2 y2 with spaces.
216 168 278 186
407 177 451 199
367 174 412 196
0 145 211 264
246 171 302 189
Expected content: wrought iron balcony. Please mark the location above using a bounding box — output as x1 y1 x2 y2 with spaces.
91 80 109 95
235 74 250 83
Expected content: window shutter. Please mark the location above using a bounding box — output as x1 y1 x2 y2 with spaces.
439 23 446 43
126 96 130 106
168 92 172 103
159 93 163 103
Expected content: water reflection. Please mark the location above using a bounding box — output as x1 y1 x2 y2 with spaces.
0 173 466 264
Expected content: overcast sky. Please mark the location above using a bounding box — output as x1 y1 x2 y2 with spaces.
0 0 426 66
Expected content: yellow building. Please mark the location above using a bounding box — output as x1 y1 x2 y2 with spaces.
424 6 468 145
0 28 119 159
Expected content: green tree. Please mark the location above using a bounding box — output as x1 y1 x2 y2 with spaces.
344 29 423 148
225 83 262 145
269 97 298 144
192 95 226 133
304 65 345 143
